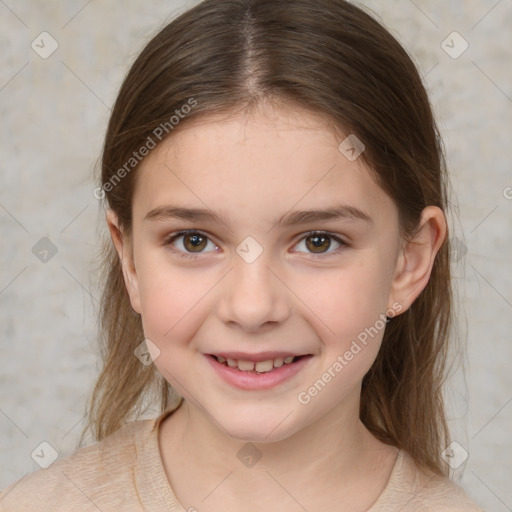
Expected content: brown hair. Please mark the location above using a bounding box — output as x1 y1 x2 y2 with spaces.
81 0 456 477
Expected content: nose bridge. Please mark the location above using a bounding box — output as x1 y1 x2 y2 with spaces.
218 242 289 330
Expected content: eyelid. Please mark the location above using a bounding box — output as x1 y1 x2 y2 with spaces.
164 229 348 259
164 229 219 259
291 230 348 257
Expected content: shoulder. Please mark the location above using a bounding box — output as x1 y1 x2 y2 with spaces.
0 417 155 512
373 449 486 512
412 471 485 512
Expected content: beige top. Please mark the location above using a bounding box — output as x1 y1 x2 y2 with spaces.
0 409 484 511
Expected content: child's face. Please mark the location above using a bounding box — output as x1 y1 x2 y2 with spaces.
114 103 406 441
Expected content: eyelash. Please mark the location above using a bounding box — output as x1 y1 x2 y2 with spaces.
163 229 348 260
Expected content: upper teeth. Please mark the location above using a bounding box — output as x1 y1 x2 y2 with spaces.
216 355 296 373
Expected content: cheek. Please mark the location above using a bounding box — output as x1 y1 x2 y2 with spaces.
301 254 393 342
136 263 216 386
293 259 393 410
136 254 215 343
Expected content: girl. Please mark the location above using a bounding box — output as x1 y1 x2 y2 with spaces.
0 0 485 510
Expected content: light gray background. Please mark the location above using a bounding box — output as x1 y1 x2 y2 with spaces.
1 1 511 510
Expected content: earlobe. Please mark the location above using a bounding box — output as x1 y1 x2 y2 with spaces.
388 206 447 313
105 209 142 314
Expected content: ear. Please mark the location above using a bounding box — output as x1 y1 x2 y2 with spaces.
388 206 447 314
106 209 142 314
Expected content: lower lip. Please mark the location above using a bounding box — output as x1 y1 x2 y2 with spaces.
205 354 313 391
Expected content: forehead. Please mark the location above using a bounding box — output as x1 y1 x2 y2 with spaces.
132 105 396 228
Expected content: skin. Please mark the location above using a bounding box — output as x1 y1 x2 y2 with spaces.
107 102 446 511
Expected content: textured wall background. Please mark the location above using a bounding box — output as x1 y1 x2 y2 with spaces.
1 1 511 509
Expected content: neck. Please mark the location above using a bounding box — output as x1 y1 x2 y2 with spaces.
158 391 398 511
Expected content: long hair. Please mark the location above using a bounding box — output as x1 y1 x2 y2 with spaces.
81 0 455 477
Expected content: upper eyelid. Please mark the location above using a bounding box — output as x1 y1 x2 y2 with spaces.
166 229 347 251
291 232 347 254
165 229 219 246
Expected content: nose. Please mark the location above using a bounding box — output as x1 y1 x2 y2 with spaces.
216 252 290 332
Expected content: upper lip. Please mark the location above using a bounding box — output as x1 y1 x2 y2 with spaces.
207 351 308 362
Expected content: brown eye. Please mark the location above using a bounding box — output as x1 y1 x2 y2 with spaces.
294 231 346 256
166 231 217 257
305 234 332 253
182 233 208 252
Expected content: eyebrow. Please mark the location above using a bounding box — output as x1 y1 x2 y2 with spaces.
144 204 373 227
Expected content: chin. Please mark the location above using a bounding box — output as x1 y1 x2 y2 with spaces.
213 410 300 444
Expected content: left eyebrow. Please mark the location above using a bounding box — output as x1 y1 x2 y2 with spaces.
276 205 373 227
143 204 373 227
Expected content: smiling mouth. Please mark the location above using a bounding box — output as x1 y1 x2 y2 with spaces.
207 354 306 373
